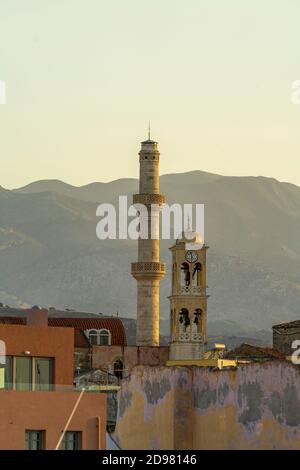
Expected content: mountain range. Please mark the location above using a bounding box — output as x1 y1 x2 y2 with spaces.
1 170 300 343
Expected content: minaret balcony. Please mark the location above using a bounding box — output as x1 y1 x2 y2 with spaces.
133 193 165 206
131 261 166 278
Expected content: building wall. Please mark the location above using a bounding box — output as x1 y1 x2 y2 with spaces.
273 328 300 355
169 341 204 361
114 362 300 450
0 390 106 450
0 324 74 385
92 345 169 373
74 347 91 370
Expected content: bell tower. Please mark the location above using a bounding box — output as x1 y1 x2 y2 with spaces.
169 231 208 361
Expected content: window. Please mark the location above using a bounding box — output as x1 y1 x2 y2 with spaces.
60 431 81 450
179 308 190 335
86 329 111 346
88 330 98 345
113 359 123 380
1 357 53 391
181 262 190 287
2 355 12 390
99 329 110 346
34 358 53 391
15 357 31 391
192 262 202 286
25 430 44 450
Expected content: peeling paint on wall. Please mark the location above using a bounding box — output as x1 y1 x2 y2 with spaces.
118 388 133 419
144 378 171 405
238 382 263 425
218 382 229 405
114 362 300 449
193 386 217 410
282 384 300 426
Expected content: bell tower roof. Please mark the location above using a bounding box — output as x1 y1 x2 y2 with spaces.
176 230 204 246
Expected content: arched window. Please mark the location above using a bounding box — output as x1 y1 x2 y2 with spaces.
193 308 203 333
99 329 110 346
113 359 124 380
179 308 190 333
86 329 111 346
192 263 202 286
180 263 190 287
88 329 98 345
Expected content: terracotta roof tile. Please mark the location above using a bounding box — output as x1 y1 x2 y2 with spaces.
0 315 127 346
48 317 126 345
226 343 285 360
0 317 25 325
74 328 91 348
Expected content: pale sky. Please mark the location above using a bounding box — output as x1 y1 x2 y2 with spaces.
0 0 300 189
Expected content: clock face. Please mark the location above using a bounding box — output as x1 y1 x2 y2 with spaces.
185 250 198 263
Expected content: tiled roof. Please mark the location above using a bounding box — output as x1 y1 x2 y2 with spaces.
48 317 126 345
226 343 285 360
0 314 127 346
0 317 25 325
74 328 91 348
0 317 91 348
273 320 300 331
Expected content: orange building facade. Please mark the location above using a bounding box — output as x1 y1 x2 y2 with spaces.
0 391 105 450
0 311 106 450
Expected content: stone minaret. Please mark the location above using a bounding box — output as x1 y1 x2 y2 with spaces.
131 135 165 346
169 232 208 360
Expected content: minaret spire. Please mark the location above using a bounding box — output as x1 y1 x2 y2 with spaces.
148 121 151 140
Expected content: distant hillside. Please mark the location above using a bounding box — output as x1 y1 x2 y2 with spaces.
13 178 138 203
1 170 299 339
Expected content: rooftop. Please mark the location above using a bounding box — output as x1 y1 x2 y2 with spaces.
0 305 104 319
273 319 300 331
176 230 204 246
225 343 285 361
0 307 127 346
141 139 157 144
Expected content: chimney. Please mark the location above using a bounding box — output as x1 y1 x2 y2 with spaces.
26 306 48 327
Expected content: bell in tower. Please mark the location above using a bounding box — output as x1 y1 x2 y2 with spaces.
168 230 209 361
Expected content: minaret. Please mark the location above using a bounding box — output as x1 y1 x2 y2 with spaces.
131 133 165 346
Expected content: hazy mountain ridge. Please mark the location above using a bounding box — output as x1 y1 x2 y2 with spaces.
1 170 300 339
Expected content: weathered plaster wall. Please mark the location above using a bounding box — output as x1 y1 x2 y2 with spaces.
92 345 169 373
114 362 300 450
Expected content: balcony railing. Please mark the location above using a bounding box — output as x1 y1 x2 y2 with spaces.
131 262 166 276
178 332 204 342
179 286 205 295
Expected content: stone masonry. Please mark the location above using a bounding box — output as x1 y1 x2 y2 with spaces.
131 138 165 346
